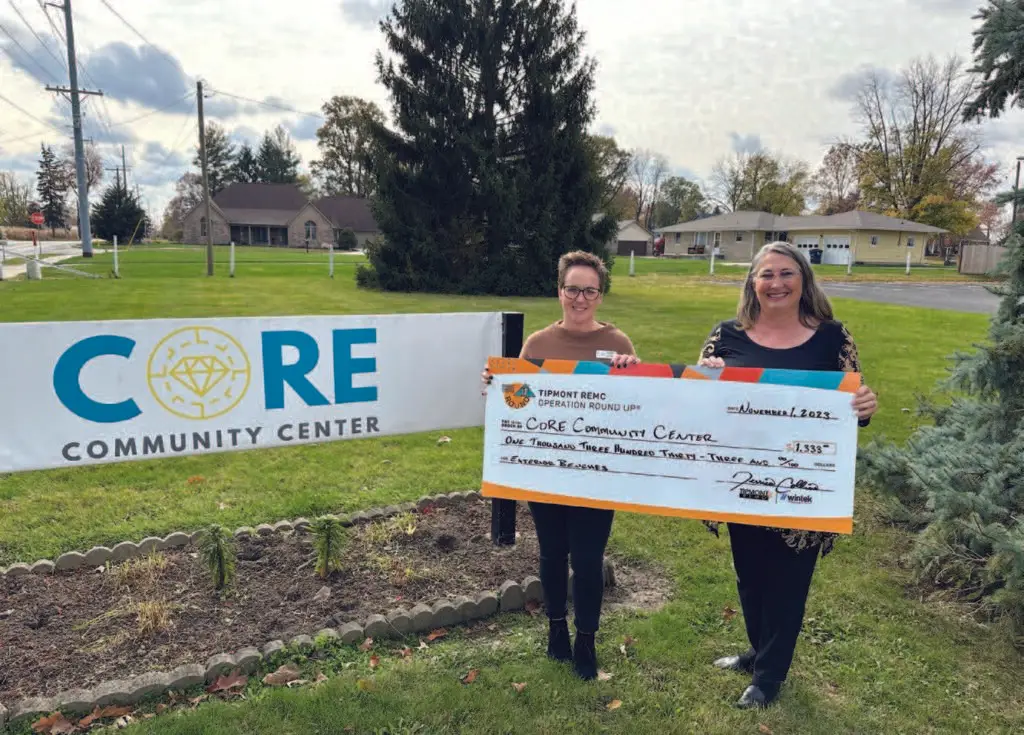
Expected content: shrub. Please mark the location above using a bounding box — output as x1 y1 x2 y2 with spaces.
198 524 237 590
311 516 346 578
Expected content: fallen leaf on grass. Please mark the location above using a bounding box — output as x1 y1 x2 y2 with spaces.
188 694 208 707
155 704 168 714
722 606 737 621
437 436 451 444
619 644 628 656
418 640 429 650
369 654 380 669
115 715 133 728
597 671 614 681
314 672 329 686
398 647 413 659
606 699 622 711
286 679 310 688
511 682 527 693
461 669 479 684
206 669 248 694
758 725 774 734
186 475 204 485
217 502 228 511
262 664 303 686
524 600 540 616
78 705 134 727
356 679 374 691
359 637 374 651
427 628 448 642
31 712 77 734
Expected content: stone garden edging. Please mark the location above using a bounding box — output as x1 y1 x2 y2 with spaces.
0 491 618 729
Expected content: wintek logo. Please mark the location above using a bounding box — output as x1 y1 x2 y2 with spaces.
147 327 251 420
503 383 534 409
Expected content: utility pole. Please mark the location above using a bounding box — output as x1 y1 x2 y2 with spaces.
121 144 129 190
197 79 213 276
45 0 102 258
1013 157 1023 225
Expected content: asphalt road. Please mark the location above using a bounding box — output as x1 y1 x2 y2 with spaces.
820 282 1000 314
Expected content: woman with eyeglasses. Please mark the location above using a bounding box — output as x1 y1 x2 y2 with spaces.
697 242 878 709
482 250 638 680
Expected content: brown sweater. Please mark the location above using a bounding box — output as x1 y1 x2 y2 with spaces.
520 321 635 362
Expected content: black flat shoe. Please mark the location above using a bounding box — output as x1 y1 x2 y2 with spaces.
713 649 755 673
572 631 598 681
547 619 572 662
734 684 774 709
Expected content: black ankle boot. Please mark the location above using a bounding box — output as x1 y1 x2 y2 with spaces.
547 619 571 662
572 631 598 680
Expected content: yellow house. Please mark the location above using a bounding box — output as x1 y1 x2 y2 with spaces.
656 210 946 265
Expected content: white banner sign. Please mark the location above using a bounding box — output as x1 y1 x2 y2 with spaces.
0 312 504 473
482 359 860 534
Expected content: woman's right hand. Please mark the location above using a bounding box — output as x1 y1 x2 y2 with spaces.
697 356 725 369
481 365 493 396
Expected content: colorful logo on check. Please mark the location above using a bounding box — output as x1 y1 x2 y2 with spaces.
502 383 534 409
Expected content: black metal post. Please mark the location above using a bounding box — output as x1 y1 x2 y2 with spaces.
491 312 524 546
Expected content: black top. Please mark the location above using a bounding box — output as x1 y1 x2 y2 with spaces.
700 318 863 376
698 319 867 556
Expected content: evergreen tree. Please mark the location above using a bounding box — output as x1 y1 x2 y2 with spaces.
360 0 614 295
256 126 300 184
90 178 150 244
231 143 260 184
963 0 1024 121
861 14 1024 626
36 143 67 234
192 122 236 196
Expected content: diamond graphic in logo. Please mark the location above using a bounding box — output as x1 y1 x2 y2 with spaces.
148 327 251 420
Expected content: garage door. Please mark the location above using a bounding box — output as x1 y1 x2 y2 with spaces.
793 236 819 261
822 236 851 265
617 240 648 256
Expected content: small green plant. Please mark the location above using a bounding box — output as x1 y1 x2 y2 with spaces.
311 515 346 578
198 523 237 590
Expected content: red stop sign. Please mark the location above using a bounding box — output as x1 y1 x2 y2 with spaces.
30 212 44 225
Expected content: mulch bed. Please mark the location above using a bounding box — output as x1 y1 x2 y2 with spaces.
0 498 669 703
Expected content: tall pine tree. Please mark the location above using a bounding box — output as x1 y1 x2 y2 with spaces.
231 143 260 183
360 0 614 295
36 143 67 234
193 122 236 196
91 178 150 244
256 126 300 184
861 3 1024 626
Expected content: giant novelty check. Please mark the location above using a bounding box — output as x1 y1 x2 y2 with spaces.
482 358 862 534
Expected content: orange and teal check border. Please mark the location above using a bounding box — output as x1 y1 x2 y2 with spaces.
487 357 861 393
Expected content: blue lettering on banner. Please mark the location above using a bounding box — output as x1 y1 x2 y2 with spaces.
53 335 141 423
261 331 331 409
333 328 378 405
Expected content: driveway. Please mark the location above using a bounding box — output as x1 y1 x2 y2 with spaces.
820 282 999 314
1 240 89 280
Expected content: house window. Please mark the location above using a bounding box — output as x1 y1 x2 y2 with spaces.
305 220 317 241
713 232 721 248
674 233 681 244
694 232 708 247
870 235 879 246
200 217 207 237
907 237 915 248
736 232 744 242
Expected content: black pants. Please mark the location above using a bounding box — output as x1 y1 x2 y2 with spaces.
528 501 614 633
728 523 820 697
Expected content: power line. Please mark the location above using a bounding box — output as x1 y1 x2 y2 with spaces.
0 20 58 83
0 127 51 146
9 0 66 75
206 87 324 120
36 0 65 45
104 91 194 128
0 90 66 132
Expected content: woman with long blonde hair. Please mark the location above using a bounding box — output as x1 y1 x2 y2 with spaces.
698 241 878 709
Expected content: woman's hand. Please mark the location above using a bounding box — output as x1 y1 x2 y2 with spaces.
610 354 640 368
852 384 878 420
481 364 493 396
698 356 725 369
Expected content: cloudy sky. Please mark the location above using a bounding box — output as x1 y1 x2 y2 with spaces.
1 0 1021 220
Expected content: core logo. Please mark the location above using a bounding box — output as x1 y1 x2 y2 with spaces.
147 327 251 420
503 383 534 409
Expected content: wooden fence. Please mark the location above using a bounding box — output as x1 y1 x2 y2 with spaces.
959 244 1007 275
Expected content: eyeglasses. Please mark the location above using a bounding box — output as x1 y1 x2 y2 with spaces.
563 286 601 301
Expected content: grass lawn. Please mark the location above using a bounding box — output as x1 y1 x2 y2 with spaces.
1 251 1021 734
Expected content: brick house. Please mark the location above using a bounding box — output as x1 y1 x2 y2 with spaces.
181 183 380 248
